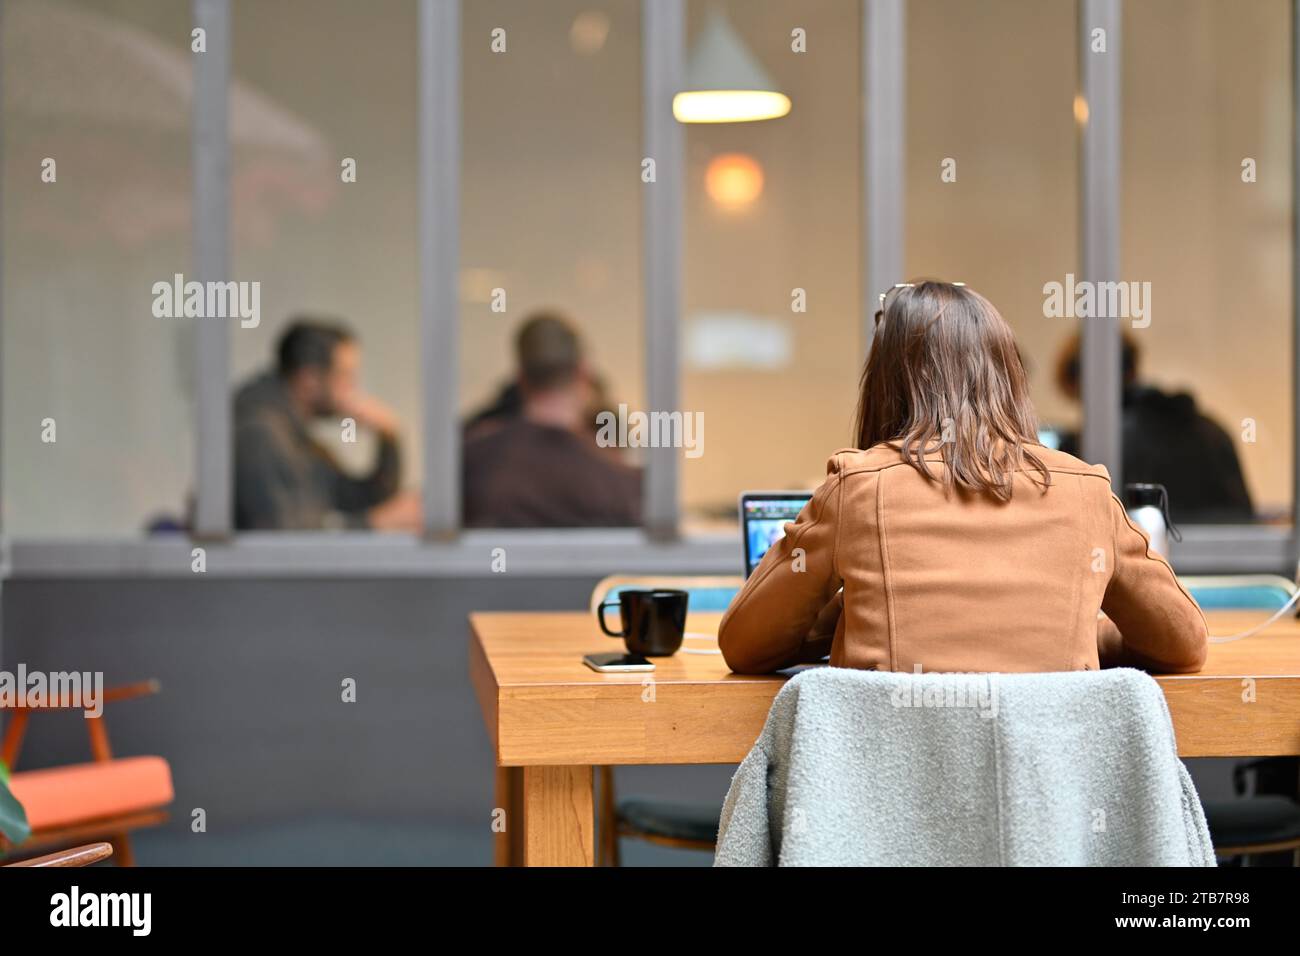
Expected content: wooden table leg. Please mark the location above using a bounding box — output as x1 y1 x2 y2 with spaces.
494 766 524 867
522 765 594 867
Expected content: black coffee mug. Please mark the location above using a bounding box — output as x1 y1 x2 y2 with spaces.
597 589 689 657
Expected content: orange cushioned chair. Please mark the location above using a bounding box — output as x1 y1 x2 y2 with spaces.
0 680 173 866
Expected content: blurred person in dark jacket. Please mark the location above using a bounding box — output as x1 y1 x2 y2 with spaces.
1055 332 1253 523
462 312 641 527
234 318 421 531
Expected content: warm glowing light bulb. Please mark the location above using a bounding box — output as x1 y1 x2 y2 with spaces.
570 10 610 55
1073 94 1090 126
672 90 791 124
705 153 764 209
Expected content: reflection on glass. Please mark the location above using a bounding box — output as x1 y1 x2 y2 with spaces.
2 0 195 536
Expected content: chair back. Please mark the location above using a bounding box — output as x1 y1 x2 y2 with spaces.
1181 574 1295 611
715 667 1215 866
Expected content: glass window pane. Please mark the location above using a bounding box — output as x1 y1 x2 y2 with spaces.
1122 0 1292 524
906 0 1080 451
229 0 422 532
460 0 645 529
2 0 195 536
682 0 862 529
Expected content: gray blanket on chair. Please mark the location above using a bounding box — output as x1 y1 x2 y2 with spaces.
714 667 1216 866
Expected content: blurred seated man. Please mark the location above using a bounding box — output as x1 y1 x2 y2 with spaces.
234 318 421 531
462 312 641 527
1055 332 1253 523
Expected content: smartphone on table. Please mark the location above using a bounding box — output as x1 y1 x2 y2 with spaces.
583 652 655 673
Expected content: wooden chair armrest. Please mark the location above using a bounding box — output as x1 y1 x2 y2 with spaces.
1 679 161 768
101 680 162 705
0 679 161 711
4 842 114 867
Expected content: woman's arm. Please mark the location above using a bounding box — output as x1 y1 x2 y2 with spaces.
1099 493 1209 673
718 457 845 673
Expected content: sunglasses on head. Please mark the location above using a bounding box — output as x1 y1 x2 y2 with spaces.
874 281 966 326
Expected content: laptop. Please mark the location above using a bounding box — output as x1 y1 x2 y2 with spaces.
739 491 814 577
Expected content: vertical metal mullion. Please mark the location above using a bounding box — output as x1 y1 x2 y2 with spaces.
420 0 461 537
192 0 232 538
862 0 905 356
641 0 684 539
1079 0 1122 484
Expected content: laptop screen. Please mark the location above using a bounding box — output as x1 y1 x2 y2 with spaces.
741 493 814 577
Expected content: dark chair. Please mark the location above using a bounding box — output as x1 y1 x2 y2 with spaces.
1203 796 1300 863
1202 758 1300 865
590 576 739 866
1180 578 1300 866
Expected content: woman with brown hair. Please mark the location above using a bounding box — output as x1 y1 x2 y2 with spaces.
717 281 1208 675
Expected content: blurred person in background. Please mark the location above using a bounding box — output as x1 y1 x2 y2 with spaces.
462 311 641 527
1054 332 1253 524
234 318 422 531
464 331 619 456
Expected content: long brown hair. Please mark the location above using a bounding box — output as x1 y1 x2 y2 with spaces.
854 281 1049 501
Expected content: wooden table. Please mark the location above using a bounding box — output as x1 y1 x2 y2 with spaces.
469 609 1300 866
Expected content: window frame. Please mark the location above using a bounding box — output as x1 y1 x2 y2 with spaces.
1 0 1295 579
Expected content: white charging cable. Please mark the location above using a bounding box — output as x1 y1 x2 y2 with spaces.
680 632 722 655
1208 563 1300 644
